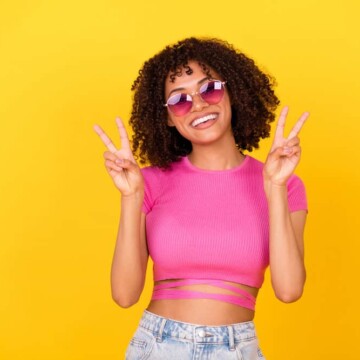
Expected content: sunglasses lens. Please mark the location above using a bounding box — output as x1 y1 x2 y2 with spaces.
200 81 224 104
166 81 225 116
167 93 192 116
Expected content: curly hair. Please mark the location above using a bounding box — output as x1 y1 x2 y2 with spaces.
129 37 280 169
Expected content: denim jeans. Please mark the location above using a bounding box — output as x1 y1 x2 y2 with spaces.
125 310 266 359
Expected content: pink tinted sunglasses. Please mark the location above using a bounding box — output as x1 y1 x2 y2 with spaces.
164 80 227 116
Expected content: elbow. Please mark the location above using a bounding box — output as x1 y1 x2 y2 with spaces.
273 269 306 303
275 287 304 303
112 292 140 308
111 278 145 308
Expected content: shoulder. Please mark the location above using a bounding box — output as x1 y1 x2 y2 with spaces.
140 159 183 191
141 157 187 178
287 173 306 194
140 164 163 178
241 155 265 177
245 155 264 169
140 165 167 214
140 165 165 191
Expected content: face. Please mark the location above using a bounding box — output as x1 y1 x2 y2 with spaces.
164 61 233 146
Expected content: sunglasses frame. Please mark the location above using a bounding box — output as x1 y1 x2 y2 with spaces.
163 79 227 115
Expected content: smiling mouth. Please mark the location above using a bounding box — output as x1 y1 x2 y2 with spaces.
191 114 218 127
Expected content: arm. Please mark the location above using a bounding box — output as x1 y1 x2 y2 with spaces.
111 197 148 307
263 106 309 303
94 117 148 308
266 183 307 302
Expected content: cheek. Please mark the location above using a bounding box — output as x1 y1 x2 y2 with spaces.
166 109 184 127
167 113 186 129
169 119 193 140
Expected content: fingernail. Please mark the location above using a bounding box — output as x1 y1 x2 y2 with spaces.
283 147 292 154
115 159 124 164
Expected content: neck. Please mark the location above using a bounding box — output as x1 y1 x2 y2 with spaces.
188 136 245 171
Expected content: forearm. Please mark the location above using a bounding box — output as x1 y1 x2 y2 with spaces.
265 182 306 302
111 191 148 307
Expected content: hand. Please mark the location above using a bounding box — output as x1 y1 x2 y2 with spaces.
263 106 309 188
93 117 144 197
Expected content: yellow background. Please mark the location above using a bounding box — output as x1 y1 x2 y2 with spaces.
1 1 359 359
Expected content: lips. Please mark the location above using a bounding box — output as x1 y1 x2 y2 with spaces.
191 113 218 127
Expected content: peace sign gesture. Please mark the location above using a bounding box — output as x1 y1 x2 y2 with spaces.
93 117 144 197
263 106 309 187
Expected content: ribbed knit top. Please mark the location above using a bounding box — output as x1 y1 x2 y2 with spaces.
141 155 308 304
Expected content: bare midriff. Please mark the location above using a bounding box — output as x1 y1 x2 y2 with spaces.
146 279 259 325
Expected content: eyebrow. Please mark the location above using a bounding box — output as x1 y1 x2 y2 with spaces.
167 77 210 97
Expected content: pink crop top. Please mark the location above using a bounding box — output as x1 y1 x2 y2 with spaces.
141 155 308 310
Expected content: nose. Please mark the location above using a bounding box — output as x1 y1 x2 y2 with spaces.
191 92 209 112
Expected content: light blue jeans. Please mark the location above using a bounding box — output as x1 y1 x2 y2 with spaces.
125 310 266 359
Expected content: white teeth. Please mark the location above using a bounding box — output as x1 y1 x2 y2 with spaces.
191 114 217 127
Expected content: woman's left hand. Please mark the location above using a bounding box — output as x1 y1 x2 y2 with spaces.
263 106 309 187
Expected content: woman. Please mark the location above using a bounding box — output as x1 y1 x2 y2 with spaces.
94 37 309 359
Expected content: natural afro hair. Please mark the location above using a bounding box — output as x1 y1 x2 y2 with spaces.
129 37 280 168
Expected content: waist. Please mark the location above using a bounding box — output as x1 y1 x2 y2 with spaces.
147 299 255 324
139 309 257 344
151 279 258 311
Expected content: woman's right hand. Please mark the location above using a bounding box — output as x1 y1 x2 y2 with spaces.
93 117 144 197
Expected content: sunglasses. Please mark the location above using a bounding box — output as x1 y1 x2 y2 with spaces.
164 80 226 116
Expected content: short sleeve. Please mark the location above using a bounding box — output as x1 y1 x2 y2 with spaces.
287 174 308 213
141 185 151 215
140 166 159 215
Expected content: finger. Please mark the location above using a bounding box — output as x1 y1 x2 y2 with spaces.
94 124 118 153
105 160 124 172
103 151 118 161
287 147 301 165
292 145 301 155
109 168 122 179
274 106 289 142
103 152 133 170
283 145 301 156
115 117 132 152
114 158 137 170
269 146 285 160
285 136 300 147
287 112 309 140
270 144 300 158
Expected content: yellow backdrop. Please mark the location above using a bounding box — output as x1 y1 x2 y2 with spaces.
1 1 359 359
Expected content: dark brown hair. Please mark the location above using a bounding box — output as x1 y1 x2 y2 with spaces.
129 37 279 168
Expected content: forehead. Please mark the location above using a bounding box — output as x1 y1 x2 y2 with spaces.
164 61 219 95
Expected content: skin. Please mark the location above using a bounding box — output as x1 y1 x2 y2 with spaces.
93 61 309 325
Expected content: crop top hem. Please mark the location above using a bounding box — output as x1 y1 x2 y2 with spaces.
151 278 257 311
153 276 264 290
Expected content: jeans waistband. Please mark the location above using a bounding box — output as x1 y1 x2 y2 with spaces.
139 310 257 349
